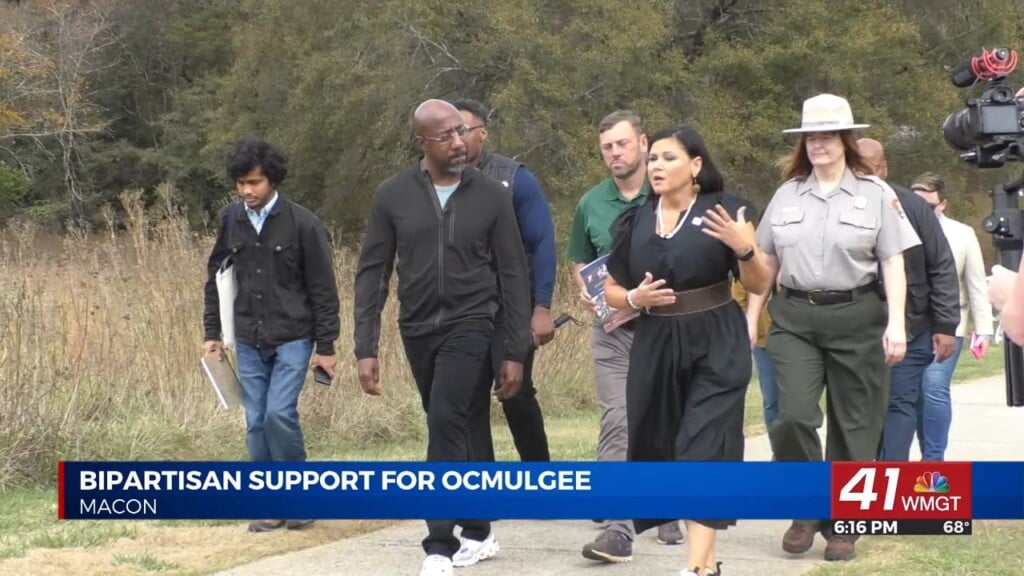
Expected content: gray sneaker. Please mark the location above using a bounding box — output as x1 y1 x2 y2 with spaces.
582 530 633 563
657 521 684 545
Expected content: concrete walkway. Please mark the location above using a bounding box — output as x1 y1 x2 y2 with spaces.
215 375 1024 576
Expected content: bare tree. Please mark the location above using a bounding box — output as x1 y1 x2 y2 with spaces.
0 0 118 224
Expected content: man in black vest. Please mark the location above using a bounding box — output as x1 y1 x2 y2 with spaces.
454 99 557 463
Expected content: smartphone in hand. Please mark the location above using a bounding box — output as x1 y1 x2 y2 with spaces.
313 366 333 386
970 332 987 360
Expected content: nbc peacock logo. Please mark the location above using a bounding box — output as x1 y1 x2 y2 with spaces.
913 471 951 494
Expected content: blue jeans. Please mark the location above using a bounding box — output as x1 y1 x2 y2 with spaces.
753 346 779 428
236 339 313 462
916 336 964 461
879 331 934 461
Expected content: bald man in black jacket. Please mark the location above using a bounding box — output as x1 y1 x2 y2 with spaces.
858 138 960 461
353 100 531 573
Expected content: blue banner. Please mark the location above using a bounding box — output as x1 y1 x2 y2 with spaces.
57 461 1024 521
60 461 829 520
971 462 1024 519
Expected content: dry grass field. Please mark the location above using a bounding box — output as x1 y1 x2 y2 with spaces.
0 191 1011 575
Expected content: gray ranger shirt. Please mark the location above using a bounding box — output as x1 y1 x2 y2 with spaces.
756 168 921 292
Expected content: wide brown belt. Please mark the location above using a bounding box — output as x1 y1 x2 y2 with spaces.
647 280 733 317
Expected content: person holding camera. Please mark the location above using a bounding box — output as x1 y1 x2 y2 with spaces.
751 94 920 562
202 138 341 534
988 263 1024 344
987 78 1024 342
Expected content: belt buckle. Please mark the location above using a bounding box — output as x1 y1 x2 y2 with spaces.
807 289 823 305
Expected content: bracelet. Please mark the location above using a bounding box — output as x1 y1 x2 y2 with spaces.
626 289 641 310
737 246 756 261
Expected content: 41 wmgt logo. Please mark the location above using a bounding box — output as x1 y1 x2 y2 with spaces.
830 462 972 520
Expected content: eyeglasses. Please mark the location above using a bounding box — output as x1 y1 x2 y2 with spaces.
911 187 942 208
421 125 471 144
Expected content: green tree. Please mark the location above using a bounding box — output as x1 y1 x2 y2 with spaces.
687 0 957 207
0 161 28 223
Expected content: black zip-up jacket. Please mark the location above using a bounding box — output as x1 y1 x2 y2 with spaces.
888 184 960 339
203 195 341 355
353 164 532 362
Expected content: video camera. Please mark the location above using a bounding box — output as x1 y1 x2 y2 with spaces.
943 48 1023 168
943 48 1024 406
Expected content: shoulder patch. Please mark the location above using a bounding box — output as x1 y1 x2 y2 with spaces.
890 197 907 219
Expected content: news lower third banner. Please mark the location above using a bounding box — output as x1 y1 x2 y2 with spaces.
57 461 1024 521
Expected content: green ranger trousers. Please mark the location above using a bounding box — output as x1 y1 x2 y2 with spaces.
766 287 890 530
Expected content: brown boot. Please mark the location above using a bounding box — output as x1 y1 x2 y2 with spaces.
824 535 856 561
782 521 816 554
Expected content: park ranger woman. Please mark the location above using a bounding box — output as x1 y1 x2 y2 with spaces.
748 94 921 563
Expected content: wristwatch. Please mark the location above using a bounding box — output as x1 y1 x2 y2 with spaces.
737 246 755 261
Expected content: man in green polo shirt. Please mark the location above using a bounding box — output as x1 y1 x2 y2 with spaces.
570 110 684 563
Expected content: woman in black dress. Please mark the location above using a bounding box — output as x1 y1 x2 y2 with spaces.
604 125 772 576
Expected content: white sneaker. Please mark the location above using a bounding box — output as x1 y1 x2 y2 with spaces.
451 533 499 567
419 554 453 576
678 571 699 576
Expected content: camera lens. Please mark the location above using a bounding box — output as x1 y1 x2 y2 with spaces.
943 109 976 150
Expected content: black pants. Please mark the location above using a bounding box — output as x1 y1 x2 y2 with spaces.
467 323 551 462
402 321 494 557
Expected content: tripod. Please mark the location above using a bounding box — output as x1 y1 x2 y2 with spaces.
982 177 1024 406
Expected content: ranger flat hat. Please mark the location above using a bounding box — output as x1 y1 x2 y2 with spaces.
783 93 870 133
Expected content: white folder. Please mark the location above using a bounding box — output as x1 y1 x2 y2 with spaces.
216 256 238 349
